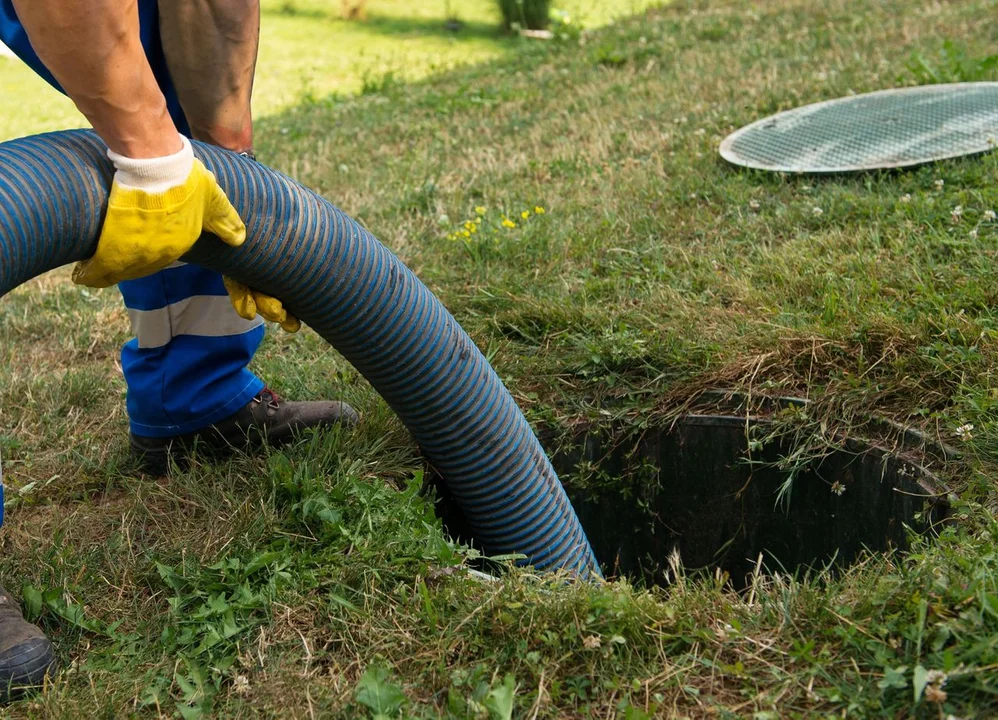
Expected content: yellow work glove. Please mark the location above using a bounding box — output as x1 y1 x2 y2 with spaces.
223 277 301 333
73 136 246 288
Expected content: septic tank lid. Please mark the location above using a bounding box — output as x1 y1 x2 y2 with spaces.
720 82 998 173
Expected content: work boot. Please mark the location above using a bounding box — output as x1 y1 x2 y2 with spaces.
0 585 55 702
130 388 360 475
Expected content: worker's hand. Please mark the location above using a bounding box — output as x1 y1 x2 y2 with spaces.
223 277 302 333
72 135 246 288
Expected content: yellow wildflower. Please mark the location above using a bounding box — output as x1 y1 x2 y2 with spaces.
464 220 476 230
474 206 487 215
502 218 516 229
461 230 471 238
521 210 530 219
534 206 546 214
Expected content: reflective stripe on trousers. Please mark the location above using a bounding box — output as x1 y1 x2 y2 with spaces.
128 292 264 349
119 263 265 438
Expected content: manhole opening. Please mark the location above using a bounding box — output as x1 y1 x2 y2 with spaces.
429 405 953 587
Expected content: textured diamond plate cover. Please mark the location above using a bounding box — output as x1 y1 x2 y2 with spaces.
720 83 998 173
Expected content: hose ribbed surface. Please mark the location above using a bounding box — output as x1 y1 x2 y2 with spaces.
0 130 601 578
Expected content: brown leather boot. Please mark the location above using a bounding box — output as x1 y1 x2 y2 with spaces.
0 585 55 701
130 388 360 475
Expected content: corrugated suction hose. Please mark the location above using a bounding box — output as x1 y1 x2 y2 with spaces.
0 130 601 579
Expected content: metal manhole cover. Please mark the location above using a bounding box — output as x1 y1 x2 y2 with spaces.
720 82 998 173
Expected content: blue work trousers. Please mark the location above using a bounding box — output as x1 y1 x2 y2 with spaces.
0 0 264 438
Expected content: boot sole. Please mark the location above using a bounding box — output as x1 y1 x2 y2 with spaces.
0 637 56 701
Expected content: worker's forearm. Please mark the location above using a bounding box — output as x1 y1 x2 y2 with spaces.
10 0 180 158
160 0 260 152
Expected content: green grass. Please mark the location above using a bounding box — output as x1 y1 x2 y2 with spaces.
4 0 998 716
0 0 658 141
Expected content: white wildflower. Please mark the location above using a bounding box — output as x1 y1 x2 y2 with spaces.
233 675 251 695
900 193 912 203
830 481 846 496
924 670 948 704
984 210 996 221
951 205 963 223
955 423 974 440
934 179 945 190
812 206 823 217
970 229 979 240
925 670 948 686
749 199 760 210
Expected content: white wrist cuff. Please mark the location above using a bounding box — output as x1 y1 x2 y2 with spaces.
107 135 195 193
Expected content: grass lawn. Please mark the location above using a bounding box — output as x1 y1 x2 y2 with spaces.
0 0 658 141
3 0 998 717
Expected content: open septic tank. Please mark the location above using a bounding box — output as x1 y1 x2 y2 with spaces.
429 393 954 586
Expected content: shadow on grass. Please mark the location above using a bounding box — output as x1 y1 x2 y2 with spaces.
262 6 505 42
358 14 504 41
262 1 342 20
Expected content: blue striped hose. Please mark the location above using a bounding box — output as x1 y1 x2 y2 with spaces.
0 130 601 579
